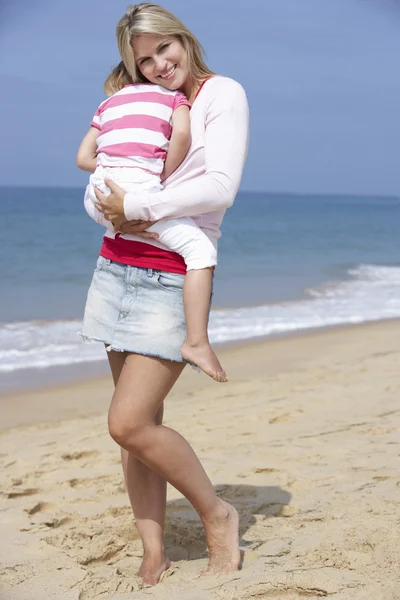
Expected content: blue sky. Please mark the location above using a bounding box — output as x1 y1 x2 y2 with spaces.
0 0 399 195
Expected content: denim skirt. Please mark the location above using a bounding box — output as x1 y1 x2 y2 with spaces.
80 257 187 362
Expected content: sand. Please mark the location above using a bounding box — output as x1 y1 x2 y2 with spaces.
1 320 400 600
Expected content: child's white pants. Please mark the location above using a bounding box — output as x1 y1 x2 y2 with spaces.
87 167 217 270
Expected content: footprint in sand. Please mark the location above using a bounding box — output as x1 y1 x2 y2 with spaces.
21 500 72 531
67 474 119 489
77 572 143 599
4 488 40 499
45 525 128 566
61 450 100 461
269 410 303 424
21 515 72 532
253 467 280 474
0 564 37 588
257 537 292 558
24 501 54 515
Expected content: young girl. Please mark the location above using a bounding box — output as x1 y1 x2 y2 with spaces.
77 61 227 382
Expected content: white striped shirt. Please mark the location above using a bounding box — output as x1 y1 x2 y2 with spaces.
91 84 190 175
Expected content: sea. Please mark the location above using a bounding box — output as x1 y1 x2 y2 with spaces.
1 186 399 392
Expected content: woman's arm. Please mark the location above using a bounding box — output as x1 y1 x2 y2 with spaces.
84 186 158 239
124 78 249 221
76 127 99 173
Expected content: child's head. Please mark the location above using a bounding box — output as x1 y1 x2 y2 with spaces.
105 3 213 95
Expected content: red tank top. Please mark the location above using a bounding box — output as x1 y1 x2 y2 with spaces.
100 235 187 274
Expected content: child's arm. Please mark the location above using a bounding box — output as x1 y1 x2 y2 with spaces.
161 105 191 182
76 127 99 173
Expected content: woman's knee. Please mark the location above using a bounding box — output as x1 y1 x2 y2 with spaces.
108 404 157 451
108 409 139 448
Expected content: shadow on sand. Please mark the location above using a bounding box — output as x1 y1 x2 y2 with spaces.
163 483 292 561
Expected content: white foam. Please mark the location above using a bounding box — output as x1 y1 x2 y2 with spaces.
0 321 105 373
209 264 400 343
2 264 400 374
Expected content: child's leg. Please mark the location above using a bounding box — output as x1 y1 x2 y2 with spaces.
181 268 227 383
147 218 227 382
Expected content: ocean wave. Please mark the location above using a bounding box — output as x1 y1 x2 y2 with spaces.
2 263 400 374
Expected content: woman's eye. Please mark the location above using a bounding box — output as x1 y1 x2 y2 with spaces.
139 43 169 65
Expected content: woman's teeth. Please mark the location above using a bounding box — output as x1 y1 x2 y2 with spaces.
160 65 177 79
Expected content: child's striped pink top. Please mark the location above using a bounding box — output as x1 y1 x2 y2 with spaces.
91 84 190 175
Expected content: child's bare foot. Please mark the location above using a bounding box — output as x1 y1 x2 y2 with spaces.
137 552 171 585
202 499 240 575
181 341 227 382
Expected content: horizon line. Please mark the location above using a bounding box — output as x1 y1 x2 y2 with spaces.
0 183 398 201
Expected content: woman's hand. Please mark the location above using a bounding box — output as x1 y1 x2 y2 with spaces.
94 179 126 222
95 178 158 239
113 217 159 240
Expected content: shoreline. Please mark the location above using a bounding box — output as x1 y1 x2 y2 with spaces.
2 315 400 398
1 317 399 432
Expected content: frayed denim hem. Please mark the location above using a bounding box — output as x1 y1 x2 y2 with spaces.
78 331 187 364
107 345 186 364
78 332 107 345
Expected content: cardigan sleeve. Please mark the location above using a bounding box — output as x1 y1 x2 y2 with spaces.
123 78 249 221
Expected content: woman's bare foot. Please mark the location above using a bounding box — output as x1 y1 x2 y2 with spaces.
202 499 240 575
181 341 227 382
137 552 171 585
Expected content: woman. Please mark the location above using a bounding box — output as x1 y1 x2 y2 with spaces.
82 2 249 585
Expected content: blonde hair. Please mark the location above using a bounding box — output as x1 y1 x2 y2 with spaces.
104 3 214 96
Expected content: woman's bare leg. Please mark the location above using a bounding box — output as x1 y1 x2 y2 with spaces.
108 350 171 584
108 352 240 577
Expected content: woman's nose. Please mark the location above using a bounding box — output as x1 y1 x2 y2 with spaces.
154 55 167 72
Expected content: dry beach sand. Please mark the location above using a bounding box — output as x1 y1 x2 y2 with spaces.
1 320 400 600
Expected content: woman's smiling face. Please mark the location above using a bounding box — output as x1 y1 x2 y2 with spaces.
132 34 189 90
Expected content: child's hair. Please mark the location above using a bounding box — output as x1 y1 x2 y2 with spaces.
104 61 133 95
104 3 214 96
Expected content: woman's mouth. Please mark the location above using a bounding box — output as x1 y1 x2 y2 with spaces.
159 65 177 80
